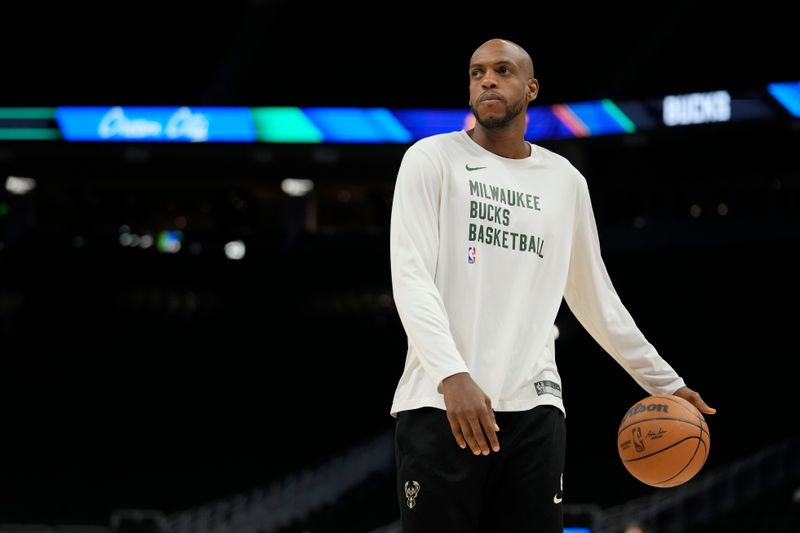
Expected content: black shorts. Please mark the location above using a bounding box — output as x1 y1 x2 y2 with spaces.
395 405 566 533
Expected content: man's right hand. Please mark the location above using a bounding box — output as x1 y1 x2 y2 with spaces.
438 372 500 455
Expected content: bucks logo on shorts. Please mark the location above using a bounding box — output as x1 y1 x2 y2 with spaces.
404 480 420 509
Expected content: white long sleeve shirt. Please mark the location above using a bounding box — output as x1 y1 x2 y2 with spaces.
389 130 685 417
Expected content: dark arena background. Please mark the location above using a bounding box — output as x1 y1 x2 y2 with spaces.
1 3 798 533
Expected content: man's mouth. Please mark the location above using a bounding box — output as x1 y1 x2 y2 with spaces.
479 93 503 104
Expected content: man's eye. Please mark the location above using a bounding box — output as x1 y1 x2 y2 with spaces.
498 67 509 74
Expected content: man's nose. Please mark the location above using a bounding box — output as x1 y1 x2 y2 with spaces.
481 75 497 89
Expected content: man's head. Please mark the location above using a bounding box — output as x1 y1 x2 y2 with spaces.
468 38 538 130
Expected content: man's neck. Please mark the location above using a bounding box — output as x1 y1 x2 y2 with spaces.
468 123 531 159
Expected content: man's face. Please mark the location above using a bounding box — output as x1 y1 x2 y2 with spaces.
468 42 535 129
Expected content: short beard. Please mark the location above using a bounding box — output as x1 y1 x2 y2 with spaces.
470 98 525 129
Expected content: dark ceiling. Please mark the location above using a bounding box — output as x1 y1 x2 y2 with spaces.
2 2 797 107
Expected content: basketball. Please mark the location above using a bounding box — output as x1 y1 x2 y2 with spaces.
617 394 710 488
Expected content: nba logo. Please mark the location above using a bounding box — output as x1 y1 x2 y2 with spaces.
467 246 476 264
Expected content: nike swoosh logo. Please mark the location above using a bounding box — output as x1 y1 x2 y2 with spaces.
553 493 563 504
465 164 487 171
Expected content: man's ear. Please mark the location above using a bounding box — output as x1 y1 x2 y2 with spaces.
528 78 539 102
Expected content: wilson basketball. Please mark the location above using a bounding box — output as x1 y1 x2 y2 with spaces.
617 394 710 488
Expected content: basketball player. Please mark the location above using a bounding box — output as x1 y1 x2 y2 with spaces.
389 38 716 532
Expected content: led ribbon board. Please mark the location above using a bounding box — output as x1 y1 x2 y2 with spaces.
768 81 800 117
8 82 793 144
0 108 60 140
56 106 257 142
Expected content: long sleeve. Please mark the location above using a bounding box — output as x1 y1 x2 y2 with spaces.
564 175 685 395
390 145 470 388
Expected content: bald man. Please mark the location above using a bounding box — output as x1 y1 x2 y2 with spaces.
389 38 715 532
